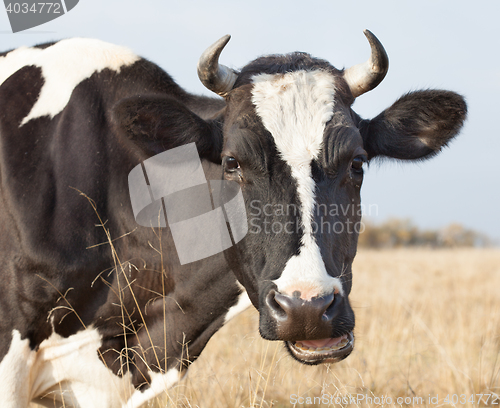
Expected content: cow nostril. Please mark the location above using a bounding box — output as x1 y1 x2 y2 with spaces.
321 294 337 322
265 290 287 321
266 290 338 324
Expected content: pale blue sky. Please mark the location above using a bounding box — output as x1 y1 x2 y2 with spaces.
1 0 499 240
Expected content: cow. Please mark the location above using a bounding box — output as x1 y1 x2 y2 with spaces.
0 31 466 407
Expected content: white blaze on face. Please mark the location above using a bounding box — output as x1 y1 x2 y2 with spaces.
0 38 139 126
251 70 344 299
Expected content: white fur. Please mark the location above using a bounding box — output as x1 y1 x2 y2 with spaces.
124 369 180 408
251 71 344 299
0 328 181 408
0 38 139 126
0 330 33 408
224 285 252 324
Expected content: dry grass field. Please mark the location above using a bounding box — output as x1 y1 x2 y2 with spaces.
155 249 500 408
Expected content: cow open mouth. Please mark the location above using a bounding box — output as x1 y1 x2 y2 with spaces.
285 332 354 365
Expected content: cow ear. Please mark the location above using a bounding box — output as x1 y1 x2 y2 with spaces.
112 95 223 163
361 90 467 160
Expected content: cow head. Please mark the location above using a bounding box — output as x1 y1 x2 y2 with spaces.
114 31 466 365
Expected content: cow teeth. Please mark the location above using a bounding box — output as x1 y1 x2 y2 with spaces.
293 336 351 354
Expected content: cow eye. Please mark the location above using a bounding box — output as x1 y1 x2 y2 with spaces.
351 156 366 172
225 156 240 171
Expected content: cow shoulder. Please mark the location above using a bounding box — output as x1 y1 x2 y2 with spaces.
0 38 139 125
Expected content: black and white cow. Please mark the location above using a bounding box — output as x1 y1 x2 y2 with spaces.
0 31 466 407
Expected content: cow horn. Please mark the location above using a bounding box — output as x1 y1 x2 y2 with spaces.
197 35 239 97
343 30 389 98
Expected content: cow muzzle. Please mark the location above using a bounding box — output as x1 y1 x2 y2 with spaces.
262 290 354 364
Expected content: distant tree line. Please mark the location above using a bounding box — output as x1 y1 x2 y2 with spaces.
358 218 492 248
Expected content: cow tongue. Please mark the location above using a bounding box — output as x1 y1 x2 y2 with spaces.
299 334 347 349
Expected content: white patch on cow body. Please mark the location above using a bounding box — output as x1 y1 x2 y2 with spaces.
0 38 139 126
0 328 181 408
224 285 252 324
0 330 33 408
124 369 181 408
251 70 344 299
